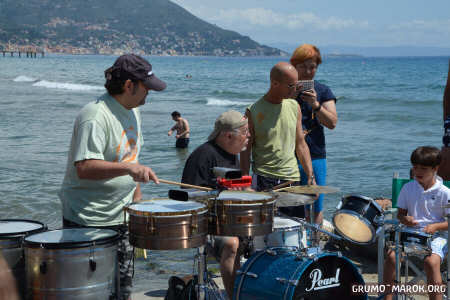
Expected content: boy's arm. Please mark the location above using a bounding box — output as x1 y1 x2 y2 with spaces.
424 221 448 234
397 208 419 226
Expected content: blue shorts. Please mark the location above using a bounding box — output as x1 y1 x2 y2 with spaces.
298 158 327 213
431 236 448 261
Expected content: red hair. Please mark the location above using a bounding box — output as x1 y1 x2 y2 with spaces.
290 44 322 66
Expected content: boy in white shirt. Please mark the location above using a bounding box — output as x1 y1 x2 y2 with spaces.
383 146 450 300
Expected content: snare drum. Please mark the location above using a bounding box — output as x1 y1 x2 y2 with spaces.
387 227 432 256
234 249 367 300
24 228 119 300
208 191 275 237
333 195 383 244
126 199 208 250
0 219 47 299
252 217 307 251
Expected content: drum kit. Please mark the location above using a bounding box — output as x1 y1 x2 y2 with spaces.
121 177 369 300
4 179 447 300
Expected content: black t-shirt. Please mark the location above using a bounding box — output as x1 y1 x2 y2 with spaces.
181 141 239 188
296 80 336 159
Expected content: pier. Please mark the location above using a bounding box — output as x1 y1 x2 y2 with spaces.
1 46 44 58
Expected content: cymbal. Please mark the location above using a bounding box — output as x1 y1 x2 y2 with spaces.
272 192 316 207
275 185 340 194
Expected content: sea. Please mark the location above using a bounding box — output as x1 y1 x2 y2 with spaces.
0 54 449 292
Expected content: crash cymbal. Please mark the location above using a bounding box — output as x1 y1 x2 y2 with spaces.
275 185 340 194
272 192 316 207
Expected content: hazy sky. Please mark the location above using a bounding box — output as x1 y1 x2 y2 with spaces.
171 0 450 48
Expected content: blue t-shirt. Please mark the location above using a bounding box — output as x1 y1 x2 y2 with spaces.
296 80 336 159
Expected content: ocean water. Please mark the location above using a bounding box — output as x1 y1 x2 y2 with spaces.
0 54 449 291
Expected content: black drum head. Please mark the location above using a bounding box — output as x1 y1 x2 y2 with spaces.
294 255 366 300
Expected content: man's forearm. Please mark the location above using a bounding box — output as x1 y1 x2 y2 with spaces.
296 142 313 178
76 159 131 180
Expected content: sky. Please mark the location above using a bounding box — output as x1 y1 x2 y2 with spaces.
171 0 450 50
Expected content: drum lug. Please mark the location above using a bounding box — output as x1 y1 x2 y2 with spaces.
39 261 47 274
236 270 258 279
275 277 298 286
89 259 97 271
265 249 277 256
146 216 156 234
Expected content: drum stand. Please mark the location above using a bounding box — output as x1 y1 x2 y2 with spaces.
194 246 226 300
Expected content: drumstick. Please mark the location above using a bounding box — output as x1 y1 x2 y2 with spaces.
272 181 294 192
158 179 213 191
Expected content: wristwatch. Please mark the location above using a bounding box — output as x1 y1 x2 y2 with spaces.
313 103 322 113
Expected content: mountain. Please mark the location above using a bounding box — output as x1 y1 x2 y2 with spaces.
0 0 285 56
270 42 450 57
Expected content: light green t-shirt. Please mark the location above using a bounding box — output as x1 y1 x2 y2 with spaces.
59 93 143 226
249 96 300 180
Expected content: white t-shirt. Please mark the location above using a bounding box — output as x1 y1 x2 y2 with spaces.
397 177 450 231
59 93 143 226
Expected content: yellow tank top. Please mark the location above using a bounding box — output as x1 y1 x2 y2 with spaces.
249 96 300 180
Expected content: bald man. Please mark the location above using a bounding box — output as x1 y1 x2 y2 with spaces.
241 62 315 194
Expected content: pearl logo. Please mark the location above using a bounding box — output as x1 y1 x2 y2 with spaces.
305 268 341 291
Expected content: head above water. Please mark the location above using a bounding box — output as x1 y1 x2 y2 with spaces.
171 111 181 120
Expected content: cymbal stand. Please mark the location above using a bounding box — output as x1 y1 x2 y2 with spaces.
194 246 225 300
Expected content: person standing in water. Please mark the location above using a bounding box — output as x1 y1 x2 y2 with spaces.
168 111 190 148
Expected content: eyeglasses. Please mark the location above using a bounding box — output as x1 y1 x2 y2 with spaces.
297 63 317 71
233 127 249 136
287 83 297 89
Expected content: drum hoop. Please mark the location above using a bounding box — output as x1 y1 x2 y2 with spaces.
23 229 120 249
332 209 376 245
0 219 47 238
272 226 302 232
343 194 383 213
209 199 276 206
125 206 208 217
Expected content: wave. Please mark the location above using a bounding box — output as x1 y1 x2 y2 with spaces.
13 75 37 82
206 97 251 107
32 80 104 92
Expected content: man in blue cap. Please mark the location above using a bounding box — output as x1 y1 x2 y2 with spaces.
59 54 166 300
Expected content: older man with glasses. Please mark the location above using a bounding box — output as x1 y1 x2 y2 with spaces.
181 110 249 299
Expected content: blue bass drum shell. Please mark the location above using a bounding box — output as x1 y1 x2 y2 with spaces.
234 249 367 300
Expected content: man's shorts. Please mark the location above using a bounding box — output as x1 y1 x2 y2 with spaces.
431 236 448 261
176 138 189 148
207 236 248 261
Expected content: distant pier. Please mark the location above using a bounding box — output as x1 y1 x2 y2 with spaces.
1 46 44 58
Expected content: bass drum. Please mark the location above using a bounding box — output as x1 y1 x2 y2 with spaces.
234 249 367 300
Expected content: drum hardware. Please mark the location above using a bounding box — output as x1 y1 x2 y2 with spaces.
275 277 298 286
193 245 226 300
212 167 242 179
168 189 220 202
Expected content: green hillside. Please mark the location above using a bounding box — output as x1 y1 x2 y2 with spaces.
0 0 285 56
